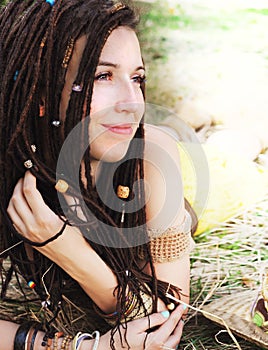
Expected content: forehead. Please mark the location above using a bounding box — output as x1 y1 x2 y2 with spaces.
99 26 143 66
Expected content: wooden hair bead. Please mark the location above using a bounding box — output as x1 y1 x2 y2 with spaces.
55 179 69 193
117 185 130 199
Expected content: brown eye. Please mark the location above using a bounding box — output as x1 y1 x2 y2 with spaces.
94 72 112 81
132 75 146 85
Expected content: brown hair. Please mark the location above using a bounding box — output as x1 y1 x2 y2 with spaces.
0 1 180 348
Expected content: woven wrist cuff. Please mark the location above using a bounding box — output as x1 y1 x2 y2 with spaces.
147 211 194 263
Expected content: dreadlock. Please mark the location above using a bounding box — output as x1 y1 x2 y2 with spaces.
0 0 181 348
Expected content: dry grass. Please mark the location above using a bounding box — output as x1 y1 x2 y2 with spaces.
181 194 268 349
1 195 268 349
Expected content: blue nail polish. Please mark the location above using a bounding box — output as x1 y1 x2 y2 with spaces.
182 304 187 310
161 310 170 318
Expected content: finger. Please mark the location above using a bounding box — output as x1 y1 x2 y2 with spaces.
146 305 186 348
22 172 61 228
130 310 171 334
7 178 34 225
164 319 184 349
22 171 45 215
159 304 186 334
7 200 28 235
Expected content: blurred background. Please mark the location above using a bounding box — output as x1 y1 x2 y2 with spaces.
137 0 268 159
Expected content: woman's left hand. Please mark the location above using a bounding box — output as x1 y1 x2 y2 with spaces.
7 171 64 244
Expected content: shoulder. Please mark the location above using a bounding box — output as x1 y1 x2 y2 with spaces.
143 124 185 228
144 124 182 178
144 124 181 160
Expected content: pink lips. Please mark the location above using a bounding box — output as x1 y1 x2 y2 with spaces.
102 124 133 135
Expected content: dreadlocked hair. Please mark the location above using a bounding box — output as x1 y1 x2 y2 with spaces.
0 0 182 348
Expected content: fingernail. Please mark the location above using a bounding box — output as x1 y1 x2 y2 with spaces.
182 304 187 310
161 310 170 318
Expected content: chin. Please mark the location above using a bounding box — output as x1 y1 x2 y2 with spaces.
91 142 131 163
101 149 129 163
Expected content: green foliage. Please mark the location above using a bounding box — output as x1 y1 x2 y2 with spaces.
246 8 268 16
0 0 7 7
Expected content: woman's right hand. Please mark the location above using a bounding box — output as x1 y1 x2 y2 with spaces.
97 304 186 350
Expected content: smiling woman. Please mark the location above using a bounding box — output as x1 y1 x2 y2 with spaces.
0 1 194 349
89 27 145 163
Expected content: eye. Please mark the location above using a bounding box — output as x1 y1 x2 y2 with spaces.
94 72 112 81
132 75 147 85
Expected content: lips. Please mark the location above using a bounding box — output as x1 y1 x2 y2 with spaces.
101 123 134 135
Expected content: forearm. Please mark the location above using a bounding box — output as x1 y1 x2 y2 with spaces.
0 320 110 350
0 320 19 350
154 255 190 304
37 225 118 313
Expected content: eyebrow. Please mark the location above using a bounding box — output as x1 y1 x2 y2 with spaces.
98 61 145 71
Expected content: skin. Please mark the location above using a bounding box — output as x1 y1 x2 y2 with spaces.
6 26 190 349
0 306 186 349
89 27 145 164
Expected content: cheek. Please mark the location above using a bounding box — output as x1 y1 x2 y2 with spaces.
90 88 113 115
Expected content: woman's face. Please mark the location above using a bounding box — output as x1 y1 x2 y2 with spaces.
90 27 145 162
60 26 145 163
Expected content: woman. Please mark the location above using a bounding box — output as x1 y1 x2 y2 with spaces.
0 0 194 349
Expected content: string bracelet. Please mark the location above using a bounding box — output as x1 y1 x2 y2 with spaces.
72 332 92 350
72 331 100 350
91 331 100 350
16 220 68 247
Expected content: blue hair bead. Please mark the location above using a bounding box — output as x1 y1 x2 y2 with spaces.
46 0 55 6
13 70 19 81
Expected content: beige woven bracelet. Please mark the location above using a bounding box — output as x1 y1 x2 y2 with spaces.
146 211 194 263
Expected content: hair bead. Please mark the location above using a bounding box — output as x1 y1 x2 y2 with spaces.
28 280 36 289
117 185 130 199
13 70 19 81
31 144 37 153
24 159 33 169
52 120 61 127
39 104 45 118
46 0 55 6
72 84 83 92
55 179 69 193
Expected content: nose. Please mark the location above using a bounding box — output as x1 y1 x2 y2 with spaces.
114 81 143 114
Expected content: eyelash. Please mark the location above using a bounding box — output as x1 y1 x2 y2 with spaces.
132 75 147 85
94 72 147 85
94 72 112 81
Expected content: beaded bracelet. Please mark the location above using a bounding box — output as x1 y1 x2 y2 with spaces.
94 286 153 326
54 332 64 350
61 335 72 350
